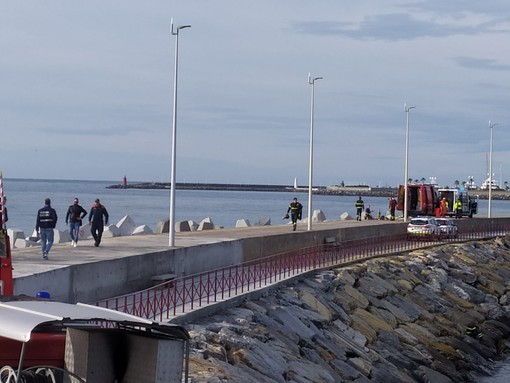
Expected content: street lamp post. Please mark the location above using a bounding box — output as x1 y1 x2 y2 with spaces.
403 103 416 222
169 20 191 247
307 73 322 231
488 120 498 218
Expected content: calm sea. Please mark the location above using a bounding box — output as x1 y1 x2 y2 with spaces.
2 178 510 380
2 178 510 235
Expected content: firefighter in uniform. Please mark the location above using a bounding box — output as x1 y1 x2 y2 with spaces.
285 197 303 231
355 196 364 221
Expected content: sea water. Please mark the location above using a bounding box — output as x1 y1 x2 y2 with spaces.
2 178 510 380
2 178 509 235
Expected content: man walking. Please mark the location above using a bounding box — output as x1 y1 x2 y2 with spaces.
454 199 463 219
65 197 87 247
36 198 58 260
285 197 303 231
89 199 109 247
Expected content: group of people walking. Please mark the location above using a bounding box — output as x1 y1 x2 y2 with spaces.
35 197 109 260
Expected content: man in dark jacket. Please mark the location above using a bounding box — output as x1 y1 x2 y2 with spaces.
286 197 303 231
65 197 87 247
36 198 58 260
89 198 109 247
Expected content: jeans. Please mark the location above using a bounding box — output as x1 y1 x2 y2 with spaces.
40 228 54 255
70 221 81 242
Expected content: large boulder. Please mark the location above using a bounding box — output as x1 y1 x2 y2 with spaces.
116 215 137 236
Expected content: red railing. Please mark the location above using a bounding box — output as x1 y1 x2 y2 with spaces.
96 222 510 321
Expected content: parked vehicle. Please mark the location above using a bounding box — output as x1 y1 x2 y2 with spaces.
435 218 458 238
398 184 477 218
397 184 437 217
407 216 441 240
437 188 478 218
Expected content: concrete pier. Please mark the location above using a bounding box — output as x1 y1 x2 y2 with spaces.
10 218 508 304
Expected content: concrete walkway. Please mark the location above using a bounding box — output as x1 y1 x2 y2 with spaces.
11 219 390 278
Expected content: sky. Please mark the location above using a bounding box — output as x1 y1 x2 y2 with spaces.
1 1 510 188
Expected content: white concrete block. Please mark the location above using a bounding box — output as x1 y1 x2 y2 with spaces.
188 220 199 231
14 238 39 248
253 217 271 226
312 210 326 223
78 223 92 240
103 225 120 238
132 225 154 235
7 228 25 249
340 212 354 220
198 218 215 231
54 230 72 243
156 220 169 234
175 221 191 232
235 219 251 228
116 215 137 236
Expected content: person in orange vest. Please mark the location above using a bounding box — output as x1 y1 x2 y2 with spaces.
440 197 448 217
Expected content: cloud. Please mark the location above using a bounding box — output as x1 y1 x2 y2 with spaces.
292 13 498 41
454 57 510 71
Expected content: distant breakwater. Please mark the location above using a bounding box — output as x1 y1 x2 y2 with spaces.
107 182 510 200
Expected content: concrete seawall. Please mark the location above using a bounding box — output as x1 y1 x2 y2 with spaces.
12 218 509 304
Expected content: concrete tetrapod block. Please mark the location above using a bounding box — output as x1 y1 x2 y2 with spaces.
14 238 39 248
235 219 251 228
198 217 215 231
175 221 191 232
312 210 327 223
132 225 154 235
7 228 26 249
156 219 169 234
340 212 354 220
78 223 92 240
54 230 72 244
116 215 137 236
253 217 271 226
188 220 199 231
103 225 120 238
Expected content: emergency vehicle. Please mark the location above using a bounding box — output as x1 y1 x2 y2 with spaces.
397 184 437 217
437 188 478 218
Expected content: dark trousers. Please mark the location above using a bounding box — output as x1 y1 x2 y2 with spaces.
91 223 104 246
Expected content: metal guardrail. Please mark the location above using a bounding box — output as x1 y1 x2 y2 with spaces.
96 222 510 321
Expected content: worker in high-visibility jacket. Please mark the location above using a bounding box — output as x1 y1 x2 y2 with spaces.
454 199 462 219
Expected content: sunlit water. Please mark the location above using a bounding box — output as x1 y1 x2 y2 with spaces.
2 179 510 381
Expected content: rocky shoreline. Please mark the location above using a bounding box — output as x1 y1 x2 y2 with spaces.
185 237 510 382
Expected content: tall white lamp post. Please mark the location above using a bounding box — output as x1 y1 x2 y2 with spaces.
169 20 191 247
488 120 498 218
403 103 415 222
307 73 322 231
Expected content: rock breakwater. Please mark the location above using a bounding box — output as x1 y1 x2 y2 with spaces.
186 237 510 382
